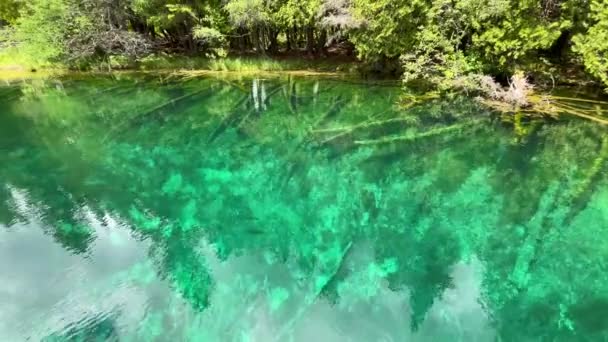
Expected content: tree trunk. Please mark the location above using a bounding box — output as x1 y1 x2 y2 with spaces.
268 28 279 54
148 24 156 40
286 30 292 51
316 29 327 57
261 26 268 52
238 27 246 53
293 25 299 50
252 26 265 55
306 26 315 57
251 27 259 53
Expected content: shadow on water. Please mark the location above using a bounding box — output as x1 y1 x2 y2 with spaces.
1 74 608 340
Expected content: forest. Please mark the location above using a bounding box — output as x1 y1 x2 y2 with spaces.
0 0 608 90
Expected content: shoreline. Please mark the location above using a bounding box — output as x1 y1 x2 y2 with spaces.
0 54 363 82
0 68 357 84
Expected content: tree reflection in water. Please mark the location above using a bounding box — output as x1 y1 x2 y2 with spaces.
1 74 608 340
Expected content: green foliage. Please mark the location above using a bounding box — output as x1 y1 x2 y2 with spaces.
1 0 608 89
399 0 482 88
348 0 424 61
12 0 150 66
224 0 270 27
344 0 579 83
132 0 201 29
192 26 224 43
132 0 228 51
13 0 71 64
0 0 22 24
469 0 569 68
573 0 608 88
276 0 322 27
193 26 227 57
395 0 578 89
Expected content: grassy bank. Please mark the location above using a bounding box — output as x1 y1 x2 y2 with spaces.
0 48 359 80
135 54 357 73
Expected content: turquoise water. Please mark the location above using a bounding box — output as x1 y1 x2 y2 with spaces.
1 74 608 341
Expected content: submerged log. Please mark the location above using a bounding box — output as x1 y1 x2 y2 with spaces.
482 94 608 125
550 96 608 105
316 114 408 145
553 104 608 125
354 120 482 146
134 86 213 123
207 94 251 143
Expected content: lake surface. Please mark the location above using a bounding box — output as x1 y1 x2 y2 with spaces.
1 74 608 341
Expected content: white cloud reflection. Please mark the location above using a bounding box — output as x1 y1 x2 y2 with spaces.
0 188 495 341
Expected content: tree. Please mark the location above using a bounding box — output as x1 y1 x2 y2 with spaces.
132 0 226 53
0 0 22 25
13 0 72 63
573 0 608 88
348 0 425 62
468 0 570 71
224 0 272 53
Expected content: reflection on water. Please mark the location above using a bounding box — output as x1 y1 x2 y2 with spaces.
1 187 146 341
1 74 608 340
1 194 492 341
